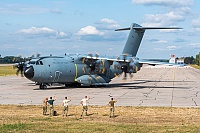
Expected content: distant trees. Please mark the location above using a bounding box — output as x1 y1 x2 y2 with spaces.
0 53 200 66
184 56 195 64
175 53 199 65
0 56 25 64
195 52 200 66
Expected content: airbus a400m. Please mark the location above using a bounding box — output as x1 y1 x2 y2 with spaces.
24 23 181 89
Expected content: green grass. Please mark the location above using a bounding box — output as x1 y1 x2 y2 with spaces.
0 105 200 133
0 65 16 76
0 123 27 132
191 64 200 70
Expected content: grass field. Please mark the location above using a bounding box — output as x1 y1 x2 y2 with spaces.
191 65 200 70
0 64 199 76
0 65 16 76
0 105 200 132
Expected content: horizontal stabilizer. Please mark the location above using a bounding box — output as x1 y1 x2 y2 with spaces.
115 27 182 31
115 28 130 31
134 27 182 30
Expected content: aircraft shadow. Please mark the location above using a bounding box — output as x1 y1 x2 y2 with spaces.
107 79 192 90
33 85 100 90
32 79 192 90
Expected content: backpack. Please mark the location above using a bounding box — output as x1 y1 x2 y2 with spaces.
53 110 57 116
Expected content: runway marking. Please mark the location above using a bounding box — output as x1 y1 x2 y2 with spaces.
192 98 198 106
171 69 175 107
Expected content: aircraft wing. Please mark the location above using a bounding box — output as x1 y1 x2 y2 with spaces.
79 55 184 66
138 59 184 66
80 55 136 63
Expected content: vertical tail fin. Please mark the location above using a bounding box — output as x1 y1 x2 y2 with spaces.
115 23 182 57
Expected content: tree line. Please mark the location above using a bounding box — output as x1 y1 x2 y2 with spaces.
0 53 200 65
182 52 200 65
0 56 26 64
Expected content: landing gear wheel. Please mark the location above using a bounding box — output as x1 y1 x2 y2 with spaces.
65 83 72 87
65 83 81 88
39 84 47 89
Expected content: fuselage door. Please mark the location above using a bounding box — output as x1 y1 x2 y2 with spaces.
53 71 61 82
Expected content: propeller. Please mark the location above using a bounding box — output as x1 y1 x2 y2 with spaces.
82 53 97 74
113 54 140 80
121 54 129 80
96 59 110 74
13 55 26 77
30 52 41 58
36 52 41 57
13 53 39 77
15 62 25 76
87 53 96 73
82 53 110 74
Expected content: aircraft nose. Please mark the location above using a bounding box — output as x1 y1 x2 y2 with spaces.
24 66 34 79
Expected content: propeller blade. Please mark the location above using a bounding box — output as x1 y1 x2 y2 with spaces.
129 73 133 79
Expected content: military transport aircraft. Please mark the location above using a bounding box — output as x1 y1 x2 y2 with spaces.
24 23 182 89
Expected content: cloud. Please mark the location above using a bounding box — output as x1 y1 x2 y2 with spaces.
167 45 177 50
17 27 70 39
133 0 193 27
0 4 48 15
77 18 126 41
77 26 104 35
77 31 126 42
49 8 63 14
149 39 167 43
74 10 87 16
132 0 194 7
188 43 200 48
174 38 186 43
142 11 185 26
191 18 200 31
192 18 200 27
154 45 178 52
0 4 63 15
18 27 54 34
95 18 120 30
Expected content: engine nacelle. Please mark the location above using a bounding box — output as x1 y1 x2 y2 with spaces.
129 61 140 73
96 59 110 74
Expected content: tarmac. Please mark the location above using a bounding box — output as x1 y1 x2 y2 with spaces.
0 65 200 107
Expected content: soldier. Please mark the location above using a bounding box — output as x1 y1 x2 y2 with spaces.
80 96 90 117
48 96 56 116
108 97 117 118
42 97 48 115
16 62 24 77
62 97 71 117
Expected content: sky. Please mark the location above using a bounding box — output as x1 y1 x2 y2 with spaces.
0 0 200 59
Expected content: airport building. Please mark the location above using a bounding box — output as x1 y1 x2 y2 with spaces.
169 54 176 63
177 57 185 64
169 54 185 64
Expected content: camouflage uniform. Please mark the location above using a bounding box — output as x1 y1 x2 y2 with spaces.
109 98 117 117
80 96 90 117
42 98 48 115
62 97 71 117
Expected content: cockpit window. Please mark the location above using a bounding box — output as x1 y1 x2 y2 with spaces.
28 61 35 65
40 61 43 65
36 61 43 65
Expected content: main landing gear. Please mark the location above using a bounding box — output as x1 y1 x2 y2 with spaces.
39 83 47 89
39 83 81 89
65 83 81 87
